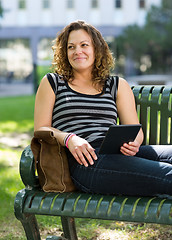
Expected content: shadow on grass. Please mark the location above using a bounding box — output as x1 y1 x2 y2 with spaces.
0 162 14 170
0 162 8 169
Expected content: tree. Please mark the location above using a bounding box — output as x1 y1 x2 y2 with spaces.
116 0 172 74
116 24 147 62
0 2 3 18
144 2 172 72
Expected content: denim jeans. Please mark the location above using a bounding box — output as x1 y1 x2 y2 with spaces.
67 145 172 198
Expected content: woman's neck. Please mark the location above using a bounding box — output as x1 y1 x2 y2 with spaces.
68 71 102 95
72 70 93 83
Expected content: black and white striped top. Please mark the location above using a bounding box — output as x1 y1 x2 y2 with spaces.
47 73 118 148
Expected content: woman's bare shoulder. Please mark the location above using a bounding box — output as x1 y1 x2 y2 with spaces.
118 77 132 92
37 75 54 95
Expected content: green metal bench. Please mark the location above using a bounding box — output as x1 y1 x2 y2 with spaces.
14 85 172 240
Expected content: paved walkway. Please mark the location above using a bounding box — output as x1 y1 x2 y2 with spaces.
0 82 33 97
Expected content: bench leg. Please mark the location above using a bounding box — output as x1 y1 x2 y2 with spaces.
61 216 78 240
14 190 41 240
20 213 41 240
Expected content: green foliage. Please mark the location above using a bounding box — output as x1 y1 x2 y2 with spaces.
116 1 172 73
162 0 172 9
0 1 3 18
37 65 52 84
145 3 172 72
116 24 147 61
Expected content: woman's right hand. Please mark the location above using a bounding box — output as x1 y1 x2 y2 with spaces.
67 135 97 167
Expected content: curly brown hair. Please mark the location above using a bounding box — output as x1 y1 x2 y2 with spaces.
52 20 115 88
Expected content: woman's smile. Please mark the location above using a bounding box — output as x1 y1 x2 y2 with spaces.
74 57 87 61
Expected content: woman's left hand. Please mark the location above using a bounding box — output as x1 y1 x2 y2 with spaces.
120 140 140 156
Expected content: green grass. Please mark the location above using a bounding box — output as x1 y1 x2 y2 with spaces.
0 148 26 240
0 95 35 133
0 149 22 219
1 95 172 239
0 95 35 239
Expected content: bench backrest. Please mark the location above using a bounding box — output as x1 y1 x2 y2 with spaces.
132 85 172 145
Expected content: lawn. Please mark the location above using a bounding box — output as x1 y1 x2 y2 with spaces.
0 95 35 133
1 95 172 239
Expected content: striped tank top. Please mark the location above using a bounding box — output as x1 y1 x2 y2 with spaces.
47 73 118 148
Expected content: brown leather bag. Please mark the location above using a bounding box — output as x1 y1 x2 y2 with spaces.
31 130 76 192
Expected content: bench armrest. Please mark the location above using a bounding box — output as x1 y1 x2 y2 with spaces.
20 145 40 189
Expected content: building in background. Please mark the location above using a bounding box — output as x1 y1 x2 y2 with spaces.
0 0 162 80
0 0 161 28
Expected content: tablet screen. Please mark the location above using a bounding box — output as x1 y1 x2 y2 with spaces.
99 124 142 154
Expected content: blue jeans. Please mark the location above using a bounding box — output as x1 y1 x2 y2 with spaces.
67 145 172 198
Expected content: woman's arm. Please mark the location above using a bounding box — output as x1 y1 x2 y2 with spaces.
116 77 144 156
34 76 68 146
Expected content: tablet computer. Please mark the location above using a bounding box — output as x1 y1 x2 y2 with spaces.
99 124 142 154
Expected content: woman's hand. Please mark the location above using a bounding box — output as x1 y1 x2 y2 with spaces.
67 135 97 167
120 140 140 156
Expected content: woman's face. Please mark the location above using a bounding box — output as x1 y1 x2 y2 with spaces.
67 29 95 74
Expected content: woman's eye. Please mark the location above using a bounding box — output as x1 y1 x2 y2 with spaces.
68 45 74 49
82 43 88 47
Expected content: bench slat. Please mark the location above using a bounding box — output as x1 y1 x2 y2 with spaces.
21 190 172 225
160 87 172 144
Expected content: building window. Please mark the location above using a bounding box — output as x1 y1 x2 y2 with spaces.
67 0 74 9
115 0 122 8
43 0 50 9
91 0 98 9
18 0 26 9
139 0 145 9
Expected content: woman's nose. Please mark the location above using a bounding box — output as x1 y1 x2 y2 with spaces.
74 46 82 54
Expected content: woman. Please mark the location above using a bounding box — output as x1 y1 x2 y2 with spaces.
34 20 172 197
